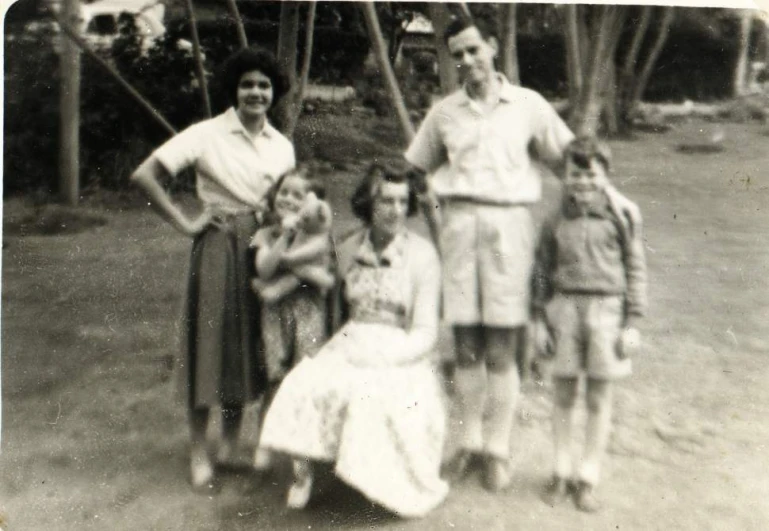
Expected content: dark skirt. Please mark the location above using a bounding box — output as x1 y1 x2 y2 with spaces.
182 213 266 409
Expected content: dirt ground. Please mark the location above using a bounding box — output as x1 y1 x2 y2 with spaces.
2 117 769 530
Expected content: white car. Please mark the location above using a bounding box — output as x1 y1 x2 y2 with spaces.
79 0 167 51
24 0 192 55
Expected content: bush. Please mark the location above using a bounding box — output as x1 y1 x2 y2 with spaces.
3 23 61 195
4 16 203 197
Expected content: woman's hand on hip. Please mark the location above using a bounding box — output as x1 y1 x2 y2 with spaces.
183 211 216 238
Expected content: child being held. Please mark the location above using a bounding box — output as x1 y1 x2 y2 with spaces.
249 167 333 470
531 136 648 513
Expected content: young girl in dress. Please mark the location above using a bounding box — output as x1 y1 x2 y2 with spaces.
249 167 333 470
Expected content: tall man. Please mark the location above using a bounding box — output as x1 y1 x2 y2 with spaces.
405 18 574 491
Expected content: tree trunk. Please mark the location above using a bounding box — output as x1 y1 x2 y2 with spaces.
428 2 457 95
275 2 300 135
563 4 583 109
571 5 627 137
733 9 753 97
603 60 619 136
183 0 211 117
618 5 651 117
225 0 248 49
630 7 675 106
361 1 415 143
500 3 520 85
60 0 80 205
56 13 176 136
281 1 316 139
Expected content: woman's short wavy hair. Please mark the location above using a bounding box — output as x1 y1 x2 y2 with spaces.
350 162 420 224
219 46 291 109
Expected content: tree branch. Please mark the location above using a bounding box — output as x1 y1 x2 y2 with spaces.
183 0 211 117
361 1 415 143
295 2 316 109
631 7 675 105
225 0 248 49
54 14 176 136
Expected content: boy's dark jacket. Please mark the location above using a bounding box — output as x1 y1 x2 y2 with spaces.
531 185 648 325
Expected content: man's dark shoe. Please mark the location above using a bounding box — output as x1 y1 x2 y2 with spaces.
574 480 600 513
541 475 573 507
482 455 513 492
441 449 478 483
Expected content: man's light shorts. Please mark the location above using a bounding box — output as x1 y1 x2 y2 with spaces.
440 201 535 327
545 293 632 380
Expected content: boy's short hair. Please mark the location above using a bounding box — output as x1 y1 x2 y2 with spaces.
265 165 326 212
564 136 613 173
443 16 497 43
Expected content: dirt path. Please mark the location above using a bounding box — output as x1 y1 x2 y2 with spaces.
2 121 769 530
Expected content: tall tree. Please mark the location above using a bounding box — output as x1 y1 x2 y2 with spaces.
500 3 520 85
563 5 675 136
60 0 81 205
428 2 458 95
733 9 754 96
275 1 317 139
361 1 415 143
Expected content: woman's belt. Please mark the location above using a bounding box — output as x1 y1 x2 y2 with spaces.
439 196 531 208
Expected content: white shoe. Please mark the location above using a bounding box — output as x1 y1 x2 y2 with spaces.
286 475 313 509
286 459 313 509
190 446 214 490
253 447 273 471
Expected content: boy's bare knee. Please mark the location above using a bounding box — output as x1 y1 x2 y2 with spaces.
554 377 578 409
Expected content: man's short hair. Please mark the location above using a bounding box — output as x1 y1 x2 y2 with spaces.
564 136 613 173
443 16 497 44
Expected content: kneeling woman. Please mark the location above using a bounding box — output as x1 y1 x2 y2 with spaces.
259 163 449 517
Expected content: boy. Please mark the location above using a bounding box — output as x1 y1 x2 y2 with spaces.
531 136 648 512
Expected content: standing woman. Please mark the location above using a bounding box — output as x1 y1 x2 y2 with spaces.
131 47 294 490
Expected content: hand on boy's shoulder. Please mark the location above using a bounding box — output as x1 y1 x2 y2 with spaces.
605 185 643 237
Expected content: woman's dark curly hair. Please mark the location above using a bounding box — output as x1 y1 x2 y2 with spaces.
350 162 420 224
219 46 291 109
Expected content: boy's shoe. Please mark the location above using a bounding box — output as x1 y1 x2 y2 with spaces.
190 446 214 492
253 447 274 471
482 455 513 492
574 480 600 513
441 449 477 483
541 475 573 507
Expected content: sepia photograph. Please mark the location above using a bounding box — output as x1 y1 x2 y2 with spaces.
2 0 768 529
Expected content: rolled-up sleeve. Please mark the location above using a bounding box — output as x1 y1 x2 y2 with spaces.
531 94 574 167
152 122 206 176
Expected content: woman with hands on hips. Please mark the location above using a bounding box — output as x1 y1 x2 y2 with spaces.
131 47 295 491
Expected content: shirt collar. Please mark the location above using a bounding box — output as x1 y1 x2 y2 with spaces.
562 189 613 219
459 73 515 107
354 229 407 267
222 107 275 139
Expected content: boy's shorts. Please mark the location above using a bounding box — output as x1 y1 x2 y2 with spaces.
440 201 534 327
545 293 631 380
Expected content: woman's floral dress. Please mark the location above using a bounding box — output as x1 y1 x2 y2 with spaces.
259 229 448 517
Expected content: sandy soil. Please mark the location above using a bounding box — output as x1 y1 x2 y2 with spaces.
2 119 769 530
